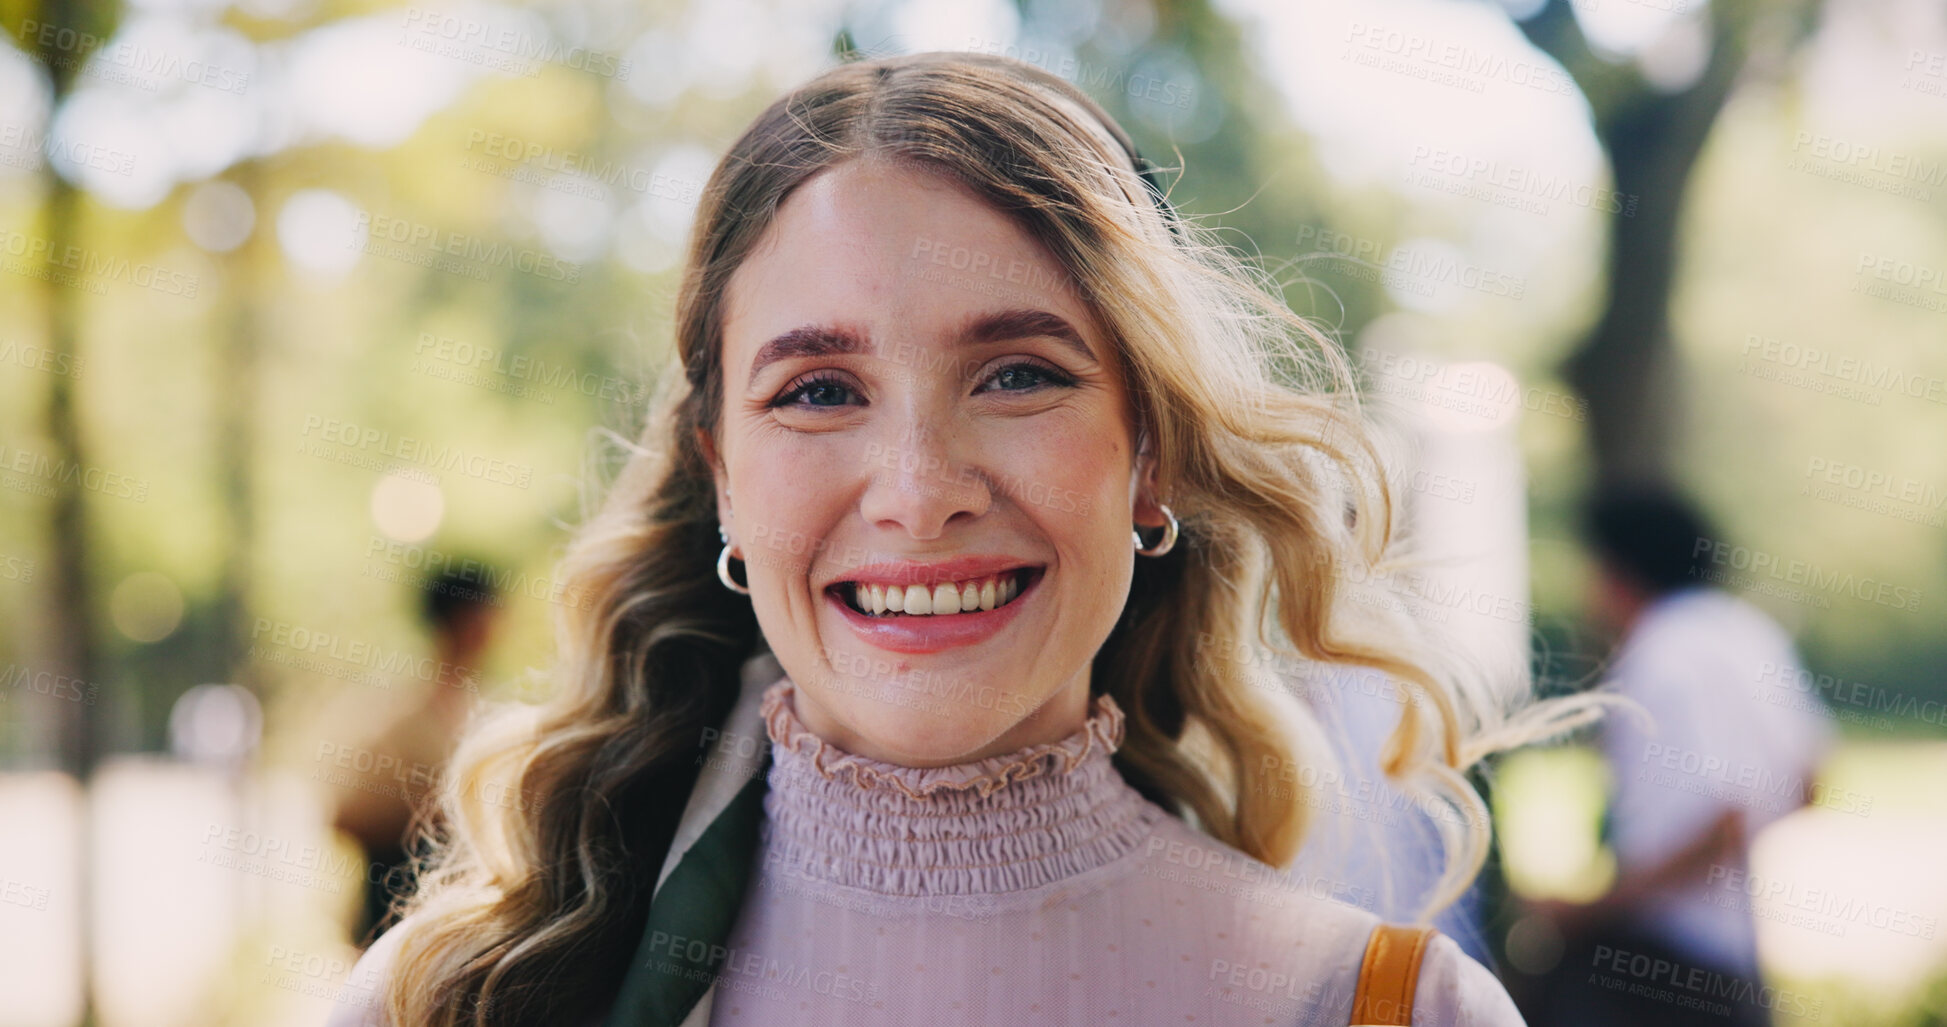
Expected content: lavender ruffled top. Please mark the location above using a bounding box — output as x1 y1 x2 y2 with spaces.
703 680 1528 1025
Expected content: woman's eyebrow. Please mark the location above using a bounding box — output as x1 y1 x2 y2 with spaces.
748 309 1095 382
959 309 1096 364
748 325 868 380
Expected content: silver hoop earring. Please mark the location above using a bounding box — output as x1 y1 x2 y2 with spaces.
1133 503 1179 557
717 525 750 594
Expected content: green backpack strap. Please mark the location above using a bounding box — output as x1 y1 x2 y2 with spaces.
603 750 772 1027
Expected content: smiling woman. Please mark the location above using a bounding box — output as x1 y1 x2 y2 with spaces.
328 50 1582 1027
704 157 1158 767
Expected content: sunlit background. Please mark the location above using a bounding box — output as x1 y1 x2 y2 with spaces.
2 0 1944 1023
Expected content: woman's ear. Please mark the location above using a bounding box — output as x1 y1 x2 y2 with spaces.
1130 423 1166 529
696 427 733 529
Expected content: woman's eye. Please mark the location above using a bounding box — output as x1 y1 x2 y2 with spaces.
769 360 1074 409
771 374 859 409
979 360 1076 393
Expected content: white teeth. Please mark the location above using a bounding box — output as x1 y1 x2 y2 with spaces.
845 571 1031 616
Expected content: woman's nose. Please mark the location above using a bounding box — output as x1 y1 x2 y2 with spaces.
856 416 992 540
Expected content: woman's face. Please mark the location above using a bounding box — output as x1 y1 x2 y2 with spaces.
707 158 1163 767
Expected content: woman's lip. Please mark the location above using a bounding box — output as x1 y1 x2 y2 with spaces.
827 568 1042 654
824 558 1044 591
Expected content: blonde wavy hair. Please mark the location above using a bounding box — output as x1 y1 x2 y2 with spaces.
376 50 1599 1025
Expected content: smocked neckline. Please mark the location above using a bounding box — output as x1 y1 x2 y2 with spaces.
758 678 1127 799
751 676 1159 896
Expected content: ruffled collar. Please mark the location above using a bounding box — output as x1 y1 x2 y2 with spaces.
759 678 1127 798
753 678 1159 896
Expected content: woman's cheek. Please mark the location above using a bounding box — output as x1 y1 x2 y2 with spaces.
732 488 810 581
1009 417 1122 521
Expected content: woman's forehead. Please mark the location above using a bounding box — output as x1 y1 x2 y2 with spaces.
721 161 1103 375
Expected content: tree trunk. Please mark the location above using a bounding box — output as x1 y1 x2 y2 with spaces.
1514 0 1774 487
39 139 102 1027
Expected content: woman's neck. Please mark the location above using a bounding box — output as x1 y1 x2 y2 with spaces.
787 669 1094 768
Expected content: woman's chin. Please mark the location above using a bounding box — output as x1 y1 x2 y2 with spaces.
881 710 1018 765
806 690 1028 767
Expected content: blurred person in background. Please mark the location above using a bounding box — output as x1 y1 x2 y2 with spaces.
1519 486 1835 1026
1284 660 1501 969
1271 504 1502 973
330 561 502 947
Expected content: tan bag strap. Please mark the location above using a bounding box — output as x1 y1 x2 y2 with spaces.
1350 923 1436 1026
